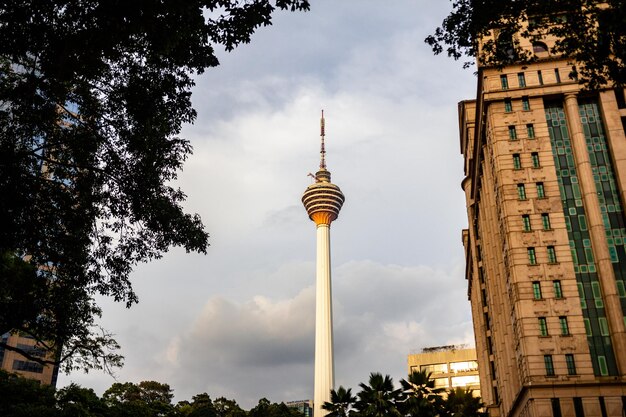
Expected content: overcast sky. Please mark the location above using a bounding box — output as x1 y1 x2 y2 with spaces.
58 1 478 408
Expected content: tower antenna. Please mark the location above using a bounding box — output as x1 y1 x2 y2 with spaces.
320 110 326 169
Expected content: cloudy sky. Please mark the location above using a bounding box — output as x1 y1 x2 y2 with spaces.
58 1 478 408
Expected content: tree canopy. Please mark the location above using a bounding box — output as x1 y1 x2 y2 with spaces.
426 0 626 89
0 0 309 373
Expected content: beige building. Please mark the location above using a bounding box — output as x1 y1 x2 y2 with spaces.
0 332 59 385
459 28 626 417
407 345 480 397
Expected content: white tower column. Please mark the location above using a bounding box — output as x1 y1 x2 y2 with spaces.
302 111 345 417
314 223 334 417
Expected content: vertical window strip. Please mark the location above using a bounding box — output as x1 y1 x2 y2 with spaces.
544 100 618 376
544 354 555 376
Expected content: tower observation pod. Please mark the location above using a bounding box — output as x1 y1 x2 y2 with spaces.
302 111 345 417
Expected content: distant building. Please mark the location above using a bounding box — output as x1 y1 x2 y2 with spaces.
0 332 59 386
285 399 313 417
407 345 480 397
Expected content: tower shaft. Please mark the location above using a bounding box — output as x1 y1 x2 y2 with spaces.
314 223 334 417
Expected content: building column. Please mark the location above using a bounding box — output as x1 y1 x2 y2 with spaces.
314 223 334 417
563 92 626 373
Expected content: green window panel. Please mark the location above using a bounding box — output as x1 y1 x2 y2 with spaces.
537 182 545 198
504 99 512 112
532 152 540 168
527 124 535 138
501 74 509 89
518 73 526 87
548 246 557 263
544 355 555 376
522 215 531 231
566 354 576 375
509 125 518 140
545 100 618 376
553 280 563 298
532 281 542 299
539 317 548 336
522 96 530 110
542 213 551 230
513 154 521 170
517 184 527 200
528 248 537 265
559 317 569 335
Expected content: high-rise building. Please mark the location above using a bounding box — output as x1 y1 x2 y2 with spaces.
0 332 59 386
302 112 345 417
407 345 480 397
459 30 626 417
285 399 314 417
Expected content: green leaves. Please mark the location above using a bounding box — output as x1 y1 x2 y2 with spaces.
0 0 309 374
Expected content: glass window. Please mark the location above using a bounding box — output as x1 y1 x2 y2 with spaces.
542 213 551 230
522 96 530 110
531 152 540 168
532 280 542 298
501 74 509 89
522 214 531 231
533 42 548 54
566 354 577 375
559 316 569 335
527 123 535 138
539 317 548 336
573 397 584 417
449 361 479 373
518 73 526 87
517 184 527 200
509 125 517 140
504 98 512 112
434 377 449 388
537 70 544 85
529 249 538 266
555 68 561 83
420 363 448 375
544 354 555 376
552 399 562 417
548 246 557 263
553 280 563 298
451 375 480 387
536 182 545 198
513 153 521 169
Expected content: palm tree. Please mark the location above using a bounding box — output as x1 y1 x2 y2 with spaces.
353 373 402 417
441 387 483 417
322 386 356 417
398 370 445 417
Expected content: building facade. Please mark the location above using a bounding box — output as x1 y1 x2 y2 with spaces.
459 32 626 417
407 345 480 397
0 332 59 386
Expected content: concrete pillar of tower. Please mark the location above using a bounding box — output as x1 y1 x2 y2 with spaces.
563 92 626 373
314 222 334 417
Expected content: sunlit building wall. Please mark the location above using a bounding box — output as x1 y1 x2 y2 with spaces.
407 345 480 397
459 30 626 417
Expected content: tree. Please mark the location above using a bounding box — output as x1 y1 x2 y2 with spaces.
213 397 247 417
103 380 175 417
323 386 357 417
398 370 445 417
248 398 302 417
354 373 402 417
0 370 57 417
0 0 310 374
425 0 626 89
56 383 108 417
440 387 483 417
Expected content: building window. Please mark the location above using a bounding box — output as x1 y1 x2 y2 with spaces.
555 68 561 83
551 398 562 417
522 96 530 110
529 248 538 266
565 354 577 375
532 280 542 298
12 360 44 374
544 354 555 376
553 280 563 298
542 213 551 230
536 182 545 198
539 317 548 336
522 214 531 231
573 397 584 417
517 183 527 200
538 70 544 85
548 246 557 263
615 89 626 109
501 74 509 89
509 125 517 140
531 152 540 168
518 72 526 87
559 316 569 335
513 153 521 170
527 123 535 138
504 98 512 112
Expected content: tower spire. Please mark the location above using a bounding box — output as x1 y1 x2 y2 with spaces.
320 110 326 170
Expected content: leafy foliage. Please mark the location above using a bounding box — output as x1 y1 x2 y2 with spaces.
0 0 309 373
425 0 626 89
